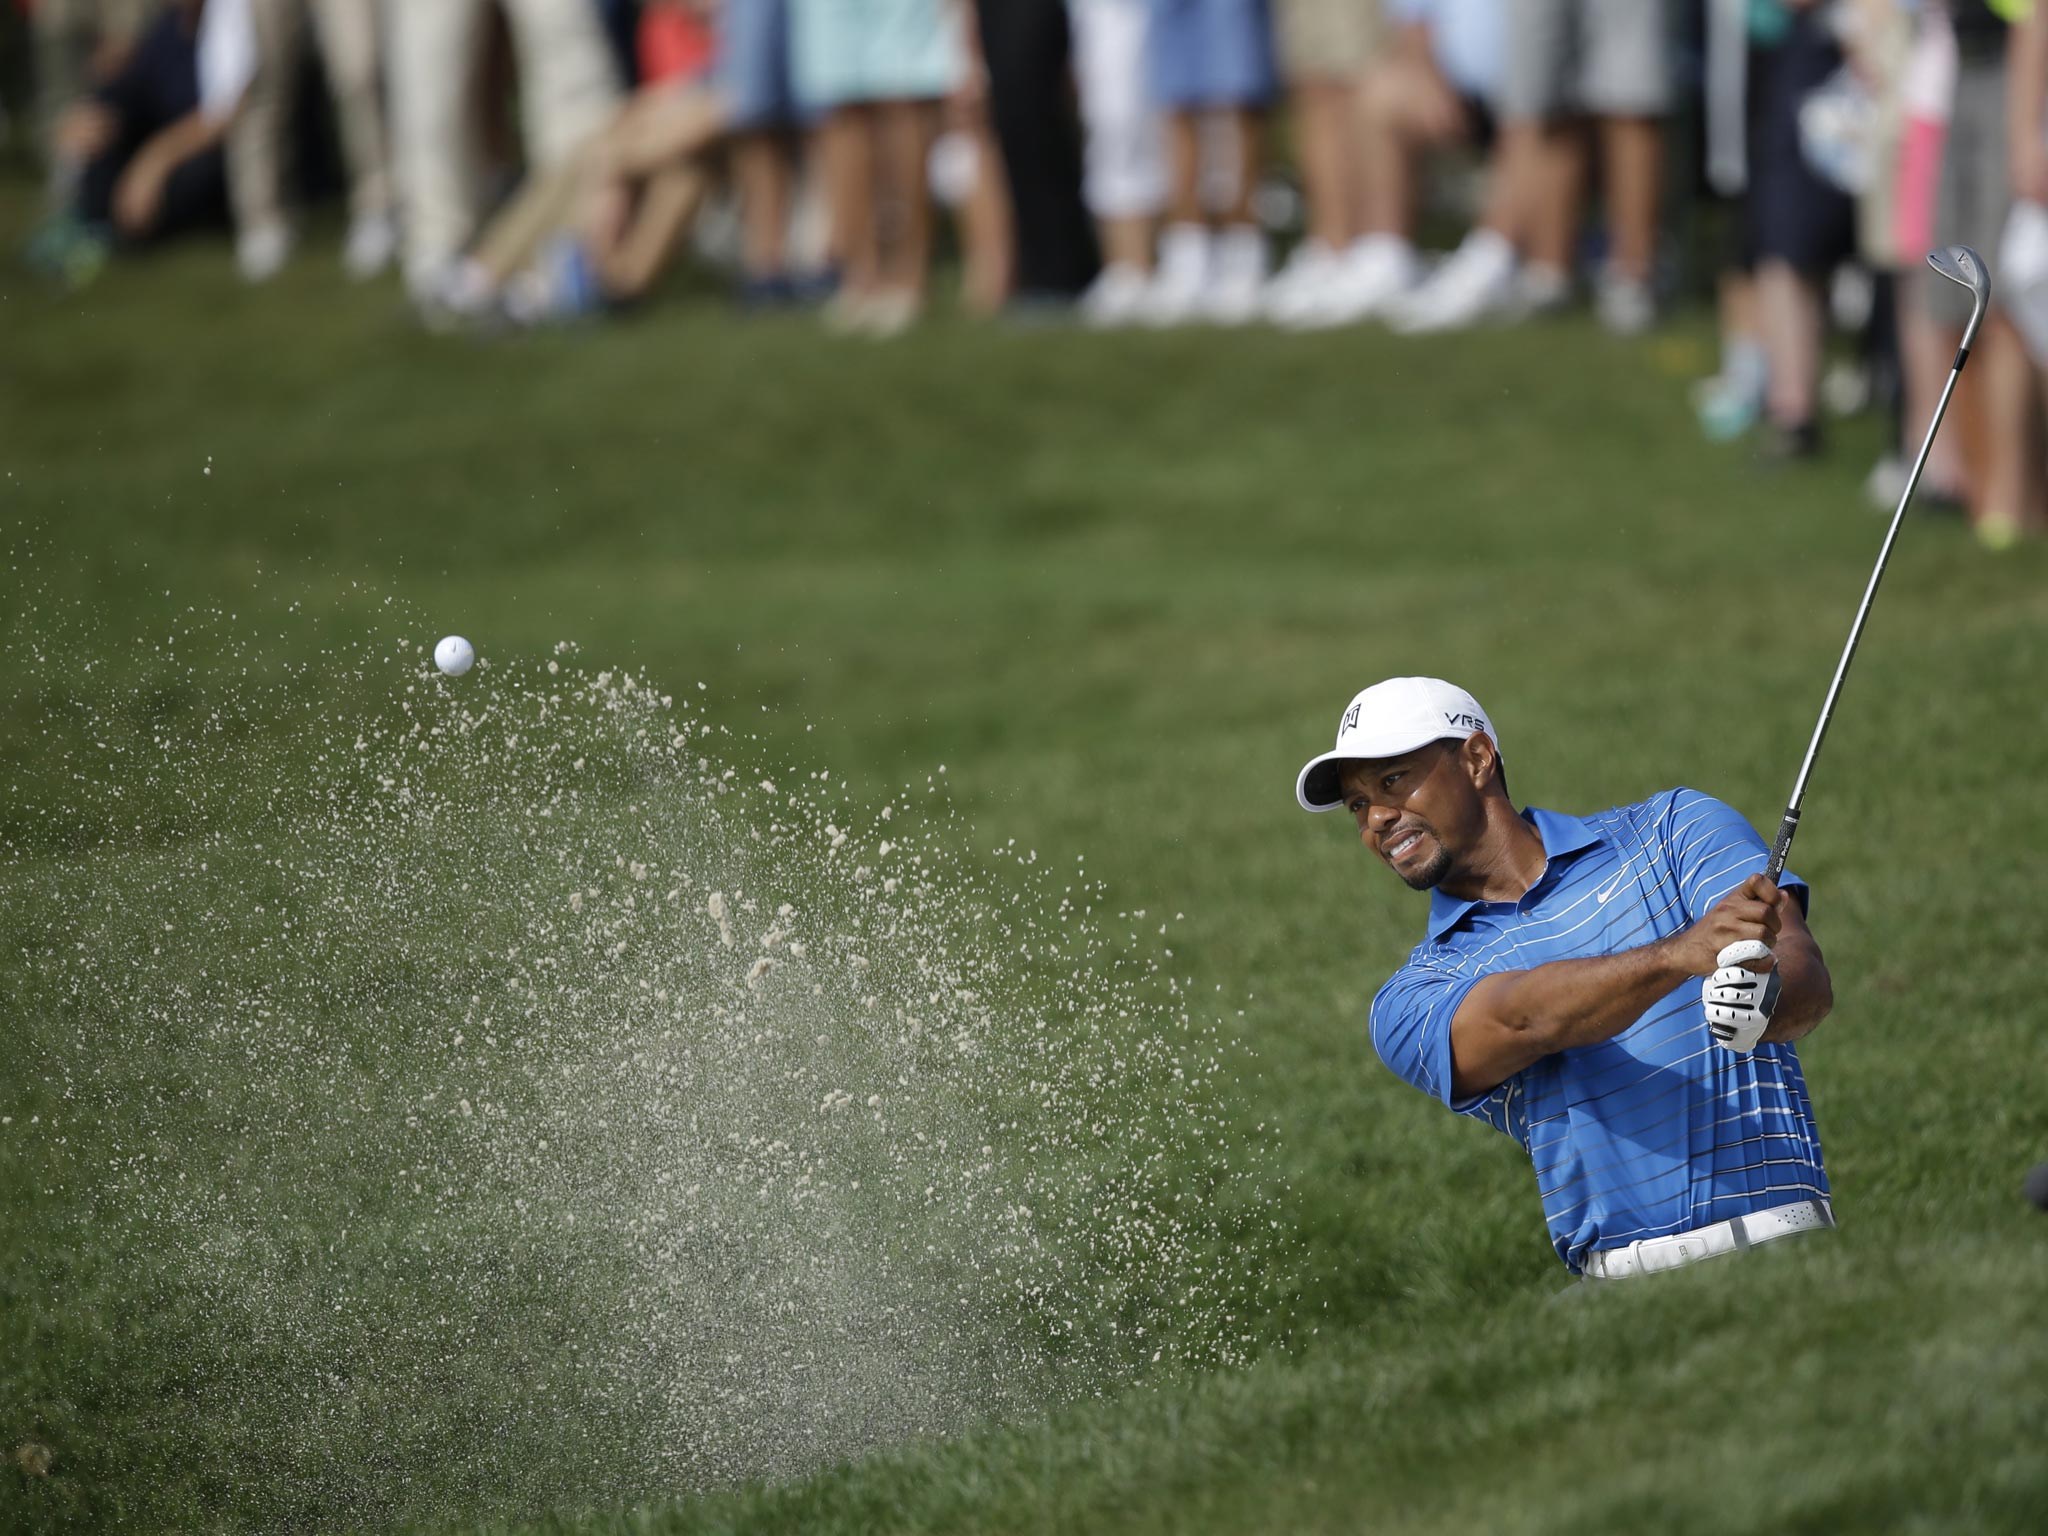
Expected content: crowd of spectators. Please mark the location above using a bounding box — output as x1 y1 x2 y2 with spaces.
7 0 2047 546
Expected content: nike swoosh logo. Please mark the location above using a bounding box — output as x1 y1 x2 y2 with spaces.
1595 871 1630 905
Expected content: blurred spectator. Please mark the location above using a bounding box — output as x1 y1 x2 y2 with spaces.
431 0 719 324
1933 0 2041 546
1343 0 1501 325
1397 0 1668 333
27 0 245 284
1139 0 1279 325
1690 0 1767 441
389 0 622 307
1069 0 1165 326
31 0 153 162
1887 3 1970 501
719 0 828 305
1743 0 1856 458
790 0 963 335
1837 0 1916 499
1262 0 1381 328
220 0 394 283
930 32 1015 314
971 0 1097 304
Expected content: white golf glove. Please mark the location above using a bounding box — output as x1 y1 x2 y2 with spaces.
1704 940 1782 1053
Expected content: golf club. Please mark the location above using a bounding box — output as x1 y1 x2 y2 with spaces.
1760 244 1992 885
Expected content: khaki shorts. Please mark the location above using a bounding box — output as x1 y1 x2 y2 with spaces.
1500 0 1674 121
1273 0 1382 82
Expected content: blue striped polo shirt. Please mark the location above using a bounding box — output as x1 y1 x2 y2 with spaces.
1369 789 1830 1273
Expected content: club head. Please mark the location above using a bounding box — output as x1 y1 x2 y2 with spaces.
1927 245 1991 354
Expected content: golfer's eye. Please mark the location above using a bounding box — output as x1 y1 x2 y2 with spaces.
1382 773 1402 793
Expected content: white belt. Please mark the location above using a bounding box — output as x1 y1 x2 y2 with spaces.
1579 1199 1835 1281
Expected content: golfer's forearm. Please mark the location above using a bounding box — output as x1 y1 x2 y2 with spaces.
1761 944 1833 1044
1482 940 1695 1054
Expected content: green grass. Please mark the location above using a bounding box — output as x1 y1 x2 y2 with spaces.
4 176 2047 1534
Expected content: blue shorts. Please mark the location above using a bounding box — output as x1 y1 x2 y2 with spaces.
1145 0 1279 109
720 0 810 129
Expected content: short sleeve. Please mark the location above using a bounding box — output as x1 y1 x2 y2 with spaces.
1369 952 1491 1113
1662 788 1809 920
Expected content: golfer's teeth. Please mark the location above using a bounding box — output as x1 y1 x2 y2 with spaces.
1390 834 1420 857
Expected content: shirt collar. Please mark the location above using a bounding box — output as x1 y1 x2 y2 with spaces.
1425 806 1607 940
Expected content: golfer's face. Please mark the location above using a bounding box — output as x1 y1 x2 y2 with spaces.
1340 744 1461 888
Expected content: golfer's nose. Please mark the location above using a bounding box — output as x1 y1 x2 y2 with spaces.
1364 804 1400 838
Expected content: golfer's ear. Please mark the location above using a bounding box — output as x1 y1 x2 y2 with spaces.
1462 734 1495 789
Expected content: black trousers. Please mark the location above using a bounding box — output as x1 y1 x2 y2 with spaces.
973 0 1099 297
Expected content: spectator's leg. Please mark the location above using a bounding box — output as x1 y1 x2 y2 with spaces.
733 132 795 281
580 82 728 297
1600 115 1659 283
1295 77 1359 252
595 164 712 300
226 0 304 280
1971 318 2048 541
876 97 938 302
1164 109 1202 226
1522 120 1582 280
389 0 488 295
1358 55 1465 241
1582 0 1672 308
1756 259 1824 436
1221 107 1262 226
822 103 880 299
309 0 397 273
953 104 1017 313
1899 273 1967 498
470 149 596 286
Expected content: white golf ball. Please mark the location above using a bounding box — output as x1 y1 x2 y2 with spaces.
434 635 475 677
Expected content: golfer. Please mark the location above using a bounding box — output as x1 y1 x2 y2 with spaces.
1299 677 1837 1280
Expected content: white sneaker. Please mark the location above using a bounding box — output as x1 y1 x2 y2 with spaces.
343 212 398 282
861 288 921 339
1080 262 1152 329
1515 263 1573 318
1261 239 1339 326
1286 235 1419 330
1594 267 1654 335
1139 223 1213 328
236 222 294 284
1203 224 1269 325
1387 229 1517 334
412 258 497 332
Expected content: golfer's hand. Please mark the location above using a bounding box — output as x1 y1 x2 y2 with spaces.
1671 874 1784 978
1704 958 1782 1052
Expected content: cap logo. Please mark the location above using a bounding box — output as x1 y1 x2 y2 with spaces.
1342 703 1363 731
1444 712 1486 731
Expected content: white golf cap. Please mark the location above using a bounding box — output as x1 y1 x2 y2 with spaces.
1295 677 1502 813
